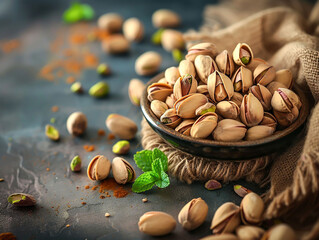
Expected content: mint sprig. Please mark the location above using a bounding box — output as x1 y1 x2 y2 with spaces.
63 2 95 23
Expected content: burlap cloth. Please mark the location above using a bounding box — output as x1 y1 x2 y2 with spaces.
141 1 319 238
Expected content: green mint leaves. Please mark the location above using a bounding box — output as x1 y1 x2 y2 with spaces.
132 148 170 193
63 2 95 24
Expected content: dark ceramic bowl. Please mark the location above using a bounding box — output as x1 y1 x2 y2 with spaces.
140 73 310 160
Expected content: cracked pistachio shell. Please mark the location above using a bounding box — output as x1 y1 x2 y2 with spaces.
123 18 144 42
194 55 219 83
249 84 272 111
207 71 234 103
175 119 195 136
271 88 301 113
253 64 276 86
246 58 268 72
240 93 264 127
195 102 216 116
158 78 170 85
274 69 293 89
151 100 168 118
112 140 130 155
266 81 287 95
232 66 253 93
165 67 180 85
161 29 185 51
236 226 265 240
190 112 218 139
160 108 182 128
174 93 208 118
200 234 239 240
138 211 176 236
264 224 296 240
135 51 162 76
215 50 235 77
213 119 247 141
211 202 241 234
233 43 254 66
245 125 275 141
260 112 277 129
66 112 87 136
178 198 209 231
87 155 111 181
98 13 123 32
147 82 173 102
230 92 244 107
128 78 145 106
165 93 177 108
240 192 264 225
152 9 180 28
179 60 196 77
102 34 130 54
186 42 218 62
106 114 138 140
8 193 36 207
216 101 240 120
173 74 198 99
112 157 135 184
273 108 299 127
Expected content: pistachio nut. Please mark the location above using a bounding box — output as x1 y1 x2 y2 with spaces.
190 112 218 139
175 119 195 136
147 82 173 102
112 140 130 155
172 49 184 63
273 108 299 127
87 155 111 181
211 202 241 234
135 51 162 76
174 93 208 118
274 69 293 89
152 9 180 28
230 92 244 107
197 84 210 98
262 224 296 240
232 66 253 93
195 102 216 116
253 64 276 86
106 114 138 140
128 78 145 106
216 101 240 119
260 112 277 129
151 28 164 45
215 50 235 77
266 81 287 95
98 13 123 32
236 226 265 240
89 81 109 98
158 78 170 85
207 71 234 103
97 63 111 76
66 112 88 136
161 29 185 52
240 192 264 225
165 67 180 85
233 185 252 198
160 108 182 128
165 93 177 108
232 43 254 66
102 34 130 54
179 59 196 77
245 125 275 141
123 18 144 42
205 179 222 190
151 100 168 118
200 234 239 240
178 198 209 231
70 82 83 93
240 93 264 127
112 157 136 184
70 155 82 172
194 55 219 83
173 74 198 99
271 88 302 113
246 58 268 72
45 124 60 141
138 211 176 236
249 84 272 111
185 42 218 62
8 193 36 207
213 119 247 141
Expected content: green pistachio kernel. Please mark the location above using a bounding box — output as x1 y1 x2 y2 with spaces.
50 118 56 124
127 168 133 182
240 56 250 64
151 28 164 45
70 82 83 93
200 106 216 115
70 155 82 172
8 193 36 206
89 81 109 98
45 124 60 141
112 140 130 155
97 63 110 76
172 49 184 63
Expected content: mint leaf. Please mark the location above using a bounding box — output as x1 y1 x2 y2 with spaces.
152 159 170 188
63 2 95 23
132 172 159 193
156 171 170 188
81 4 94 20
152 148 168 172
134 150 153 172
151 158 163 178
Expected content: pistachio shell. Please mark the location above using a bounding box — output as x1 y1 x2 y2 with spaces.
260 112 277 129
66 112 87 136
273 108 299 127
249 84 272 111
98 13 123 32
194 55 219 83
158 78 170 85
150 100 169 118
106 114 138 140
197 84 209 97
179 60 196 77
175 119 195 136
274 69 293 89
174 93 208 118
271 88 301 113
87 155 111 181
207 71 234 103
186 42 218 62
213 119 247 141
233 185 252 198
102 34 130 54
236 226 265 240
173 74 198 99
200 234 239 240
240 192 264 225
233 43 254 66
230 92 244 107
160 108 182 128
266 81 287 95
165 67 180 85
216 101 240 119
246 58 268 72
190 112 218 139
128 78 145 106
232 66 253 93
265 224 296 240
195 102 216 116
245 125 275 140
123 18 144 42
147 82 173 102
152 9 180 28
8 193 36 207
253 64 276 86
135 51 162 76
112 157 136 184
165 94 177 108
161 29 185 51
240 93 264 127
215 50 235 77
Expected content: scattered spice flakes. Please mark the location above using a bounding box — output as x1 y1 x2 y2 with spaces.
107 133 115 140
66 224 70 228
0 232 17 240
0 39 20 53
84 185 90 189
92 186 98 191
66 76 76 84
46 168 50 172
83 145 95 152
142 198 148 203
69 33 87 45
51 106 59 112
97 129 105 136
99 178 130 198
105 212 110 217
76 186 80 190
100 195 106 199
0 178 4 182
81 202 86 205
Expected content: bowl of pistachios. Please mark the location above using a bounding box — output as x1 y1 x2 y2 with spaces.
140 42 310 160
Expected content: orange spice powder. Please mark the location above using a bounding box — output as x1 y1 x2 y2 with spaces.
0 39 20 53
83 145 95 152
51 106 59 112
97 129 106 136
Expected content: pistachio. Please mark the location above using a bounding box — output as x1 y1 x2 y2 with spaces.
128 78 145 106
45 124 60 141
152 9 180 28
112 157 135 184
232 66 253 93
194 55 219 83
165 94 177 108
160 108 182 128
233 185 252 198
165 67 180 85
173 74 198 99
70 155 82 172
102 34 130 54
87 155 111 181
211 202 241 234
249 84 272 111
89 81 109 98
240 192 264 225
273 108 299 127
197 84 210 98
151 28 164 45
266 81 287 95
97 63 111 76
274 69 293 89
190 112 218 139
112 140 130 155
233 43 254 66
213 119 247 141
172 49 184 63
186 42 218 62
138 211 176 236
205 179 222 190
161 29 185 52
246 58 268 72
195 102 216 116
263 224 296 240
230 92 244 107
216 101 240 119
70 82 83 93
106 114 138 140
151 100 168 118
215 50 235 77
207 71 234 103
8 193 36 207
147 82 173 102
236 225 265 240
240 93 264 127
98 13 123 32
123 18 144 42
179 59 196 77
246 125 275 140
66 112 87 136
175 119 195 136
178 198 209 231
174 93 208 118
271 88 302 113
253 64 276 86
158 78 170 85
135 51 162 76
201 234 239 240
260 112 277 129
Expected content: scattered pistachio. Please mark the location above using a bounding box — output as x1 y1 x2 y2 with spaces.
233 185 252 197
106 114 138 140
152 9 180 28
200 233 239 240
97 63 111 76
135 51 162 76
45 124 60 141
66 112 87 136
89 81 109 98
87 155 111 181
70 155 82 172
128 78 145 106
151 28 164 45
142 198 148 203
102 34 130 54
172 49 184 63
112 140 130 155
161 29 184 52
112 157 136 184
98 13 123 33
205 179 222 190
240 192 264 225
123 17 144 42
70 82 83 93
50 117 56 124
105 212 111 217
8 193 36 207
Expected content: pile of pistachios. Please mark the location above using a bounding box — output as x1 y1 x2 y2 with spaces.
147 42 302 141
